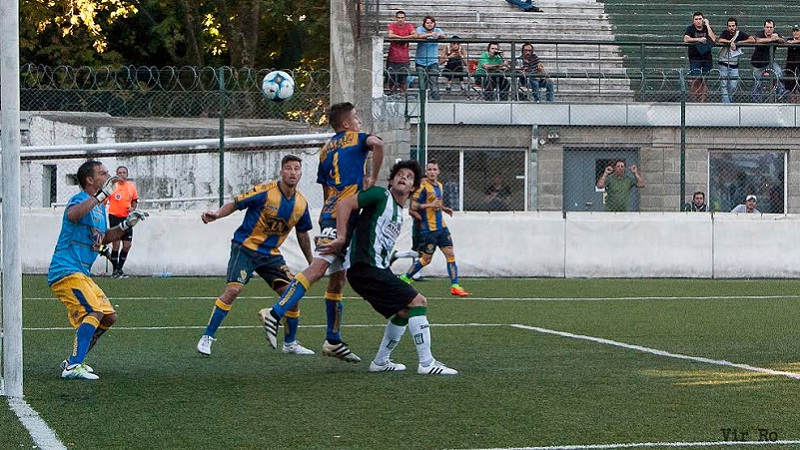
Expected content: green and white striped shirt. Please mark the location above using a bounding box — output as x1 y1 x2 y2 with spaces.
347 186 404 269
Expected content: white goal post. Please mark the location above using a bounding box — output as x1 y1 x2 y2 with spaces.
1 132 332 398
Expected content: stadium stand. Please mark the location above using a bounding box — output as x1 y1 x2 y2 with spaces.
373 0 800 102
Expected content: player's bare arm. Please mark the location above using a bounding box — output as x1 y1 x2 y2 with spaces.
201 202 238 224
364 135 384 189
296 230 313 264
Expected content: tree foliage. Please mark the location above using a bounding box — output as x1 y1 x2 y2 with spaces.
21 0 330 70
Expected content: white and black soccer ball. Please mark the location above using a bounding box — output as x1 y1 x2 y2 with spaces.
261 70 295 103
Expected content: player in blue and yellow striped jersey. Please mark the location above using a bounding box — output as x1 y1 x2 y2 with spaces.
49 160 149 380
197 155 314 356
259 102 384 362
401 159 470 296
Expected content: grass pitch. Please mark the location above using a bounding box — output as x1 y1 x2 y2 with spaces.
4 276 800 449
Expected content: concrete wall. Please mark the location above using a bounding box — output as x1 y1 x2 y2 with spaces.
25 209 800 279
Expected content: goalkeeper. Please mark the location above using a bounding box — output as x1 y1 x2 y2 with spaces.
48 160 149 380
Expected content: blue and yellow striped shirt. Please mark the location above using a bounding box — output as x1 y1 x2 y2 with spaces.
414 179 447 233
316 130 372 221
232 181 313 256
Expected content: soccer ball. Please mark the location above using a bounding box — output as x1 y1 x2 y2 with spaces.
261 70 295 102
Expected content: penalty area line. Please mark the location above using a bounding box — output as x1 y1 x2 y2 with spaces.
513 324 800 381
6 397 67 450
466 439 800 450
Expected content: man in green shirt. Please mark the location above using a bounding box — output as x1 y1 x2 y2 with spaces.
321 160 459 375
596 160 646 212
477 42 510 101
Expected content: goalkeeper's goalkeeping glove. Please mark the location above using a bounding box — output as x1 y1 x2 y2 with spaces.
118 210 150 231
94 176 119 202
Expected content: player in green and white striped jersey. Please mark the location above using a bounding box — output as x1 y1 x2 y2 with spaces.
320 160 459 375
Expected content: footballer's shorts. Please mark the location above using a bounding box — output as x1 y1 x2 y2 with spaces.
51 273 115 328
108 214 133 241
411 220 422 252
226 243 292 292
313 217 356 274
347 263 420 319
418 228 454 255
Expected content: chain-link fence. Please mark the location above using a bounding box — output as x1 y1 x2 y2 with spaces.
10 57 800 214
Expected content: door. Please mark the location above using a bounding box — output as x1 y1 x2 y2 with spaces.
563 148 640 212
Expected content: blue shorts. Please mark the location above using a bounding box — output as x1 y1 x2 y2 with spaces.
226 243 292 292
689 61 712 76
418 228 454 255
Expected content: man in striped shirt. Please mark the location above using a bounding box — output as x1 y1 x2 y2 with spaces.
321 160 459 375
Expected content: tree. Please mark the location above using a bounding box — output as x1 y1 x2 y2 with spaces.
21 0 330 70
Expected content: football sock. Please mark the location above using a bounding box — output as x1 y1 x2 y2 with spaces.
446 257 459 286
394 250 418 259
374 315 408 364
408 307 433 366
272 273 310 318
68 315 100 366
405 257 430 279
88 323 111 352
111 249 120 271
325 292 343 343
118 249 129 270
283 309 300 344
203 298 231 338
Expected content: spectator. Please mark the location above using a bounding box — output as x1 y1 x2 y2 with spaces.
477 42 511 101
731 194 760 213
484 174 512 211
415 15 445 100
387 11 417 95
682 191 708 212
439 37 467 92
783 24 800 104
683 12 716 102
751 19 787 103
505 0 541 12
716 17 754 103
596 160 646 212
518 43 554 102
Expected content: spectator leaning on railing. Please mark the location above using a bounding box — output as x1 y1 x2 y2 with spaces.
716 17 754 104
414 15 445 100
683 11 716 103
386 10 418 95
477 42 511 101
783 24 800 104
751 19 787 103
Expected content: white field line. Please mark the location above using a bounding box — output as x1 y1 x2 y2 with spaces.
24 294 800 302
23 323 508 331
513 324 800 381
7 397 67 450
468 439 800 450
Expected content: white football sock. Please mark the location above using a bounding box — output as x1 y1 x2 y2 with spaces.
394 250 418 259
374 321 406 364
409 315 433 366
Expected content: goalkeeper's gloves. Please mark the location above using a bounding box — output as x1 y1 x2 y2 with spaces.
118 210 149 231
95 176 119 202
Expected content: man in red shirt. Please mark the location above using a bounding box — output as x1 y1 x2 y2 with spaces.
106 166 139 278
387 11 417 95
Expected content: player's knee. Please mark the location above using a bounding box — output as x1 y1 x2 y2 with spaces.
420 254 433 265
304 259 329 283
408 294 427 308
103 312 118 327
222 284 244 303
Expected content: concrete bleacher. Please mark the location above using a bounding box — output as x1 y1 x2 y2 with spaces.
370 0 800 102
374 0 635 102
604 1 799 69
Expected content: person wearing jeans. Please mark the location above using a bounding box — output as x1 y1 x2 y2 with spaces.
751 19 786 102
414 15 444 100
716 17 754 103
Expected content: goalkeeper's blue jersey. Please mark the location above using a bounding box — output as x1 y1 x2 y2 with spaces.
316 130 372 222
48 191 107 285
232 181 313 256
